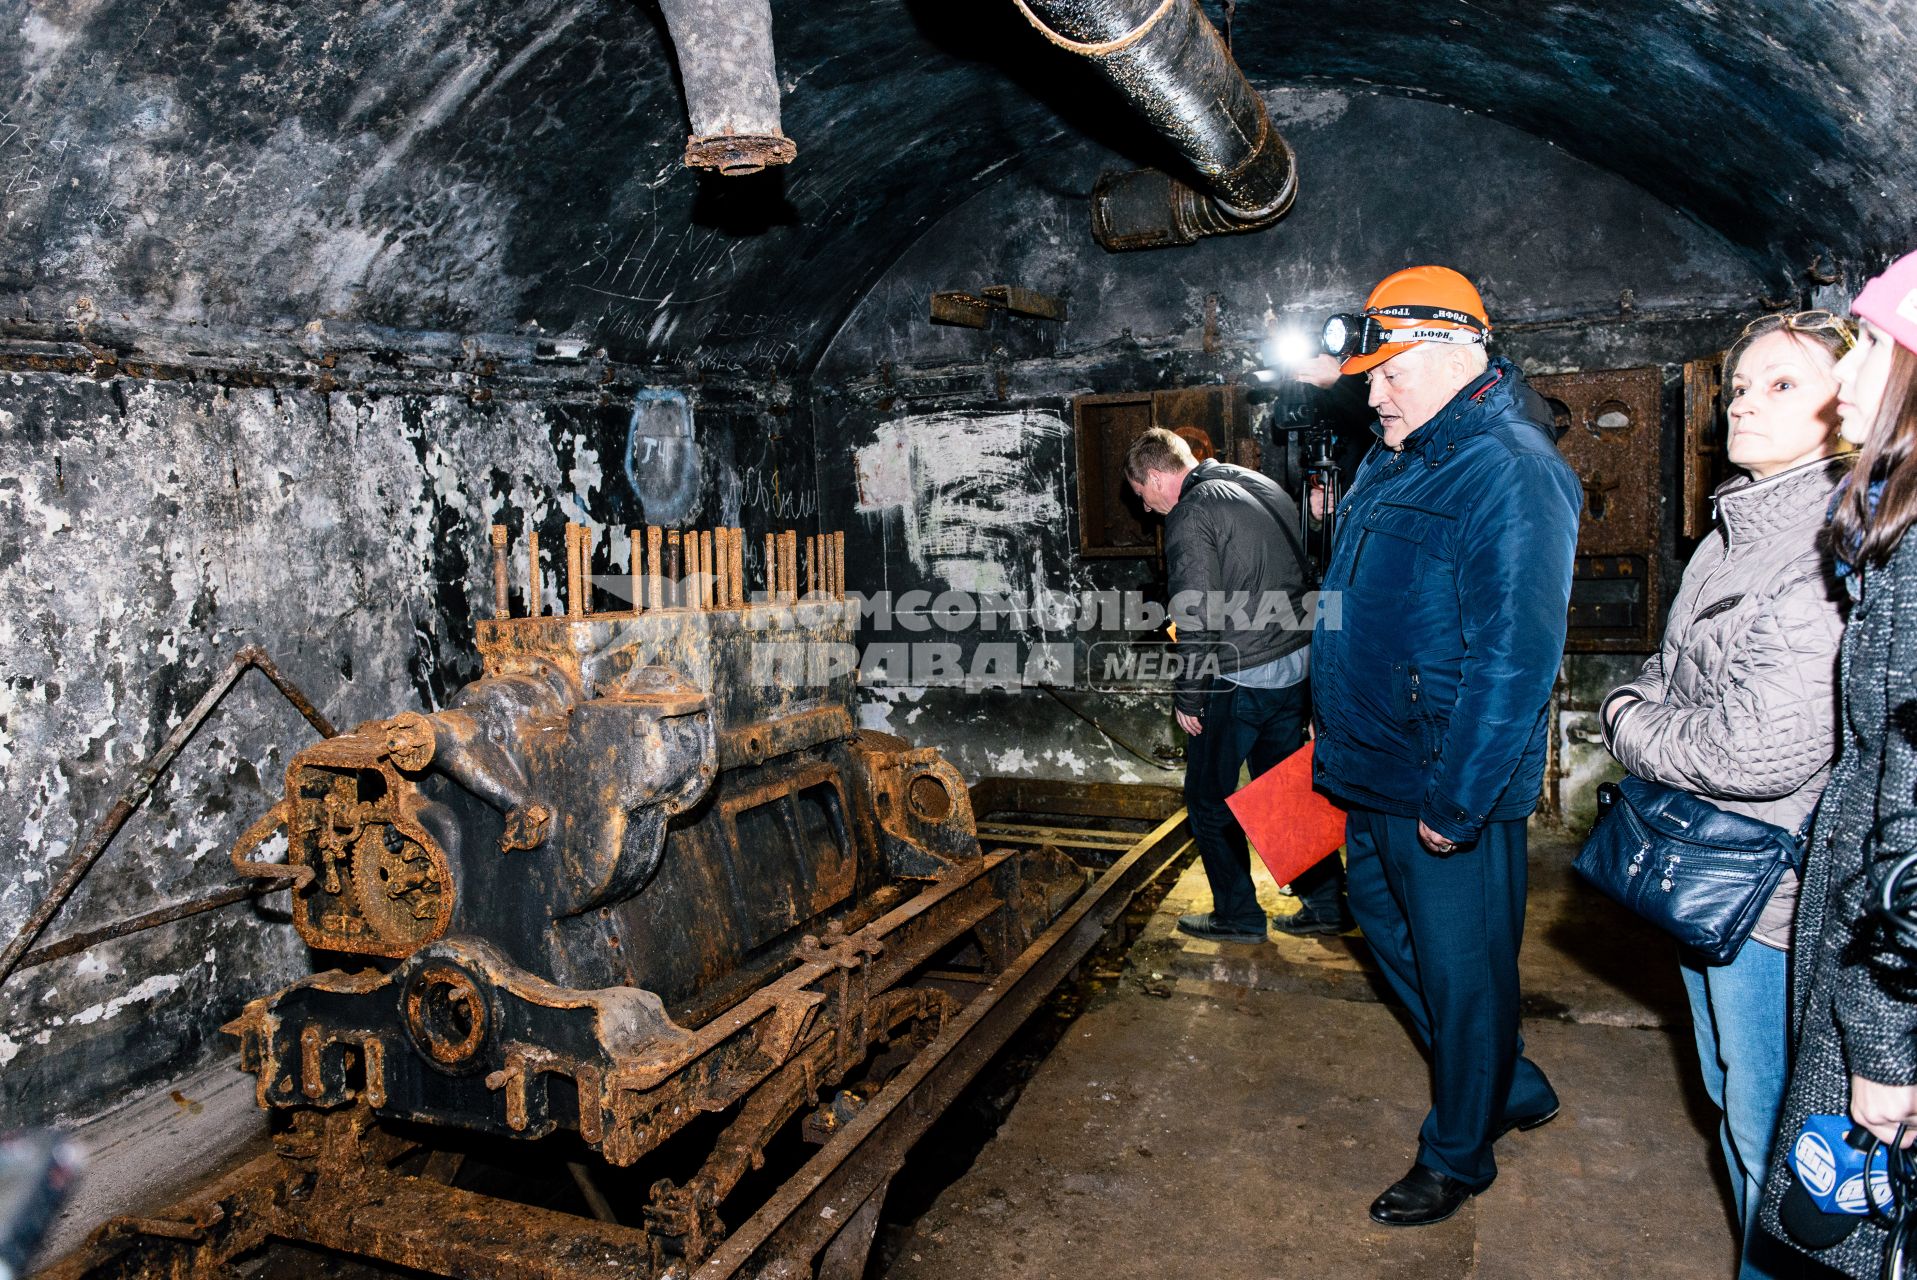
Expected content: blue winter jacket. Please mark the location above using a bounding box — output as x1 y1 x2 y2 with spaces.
1311 357 1582 843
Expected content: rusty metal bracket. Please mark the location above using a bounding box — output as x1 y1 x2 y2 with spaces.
980 286 1067 321
0 645 337 989
228 802 310 890
929 286 1067 328
928 292 992 328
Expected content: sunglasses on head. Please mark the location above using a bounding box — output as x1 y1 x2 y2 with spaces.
1737 309 1858 353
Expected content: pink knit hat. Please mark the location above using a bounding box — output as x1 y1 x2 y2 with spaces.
1854 249 1917 356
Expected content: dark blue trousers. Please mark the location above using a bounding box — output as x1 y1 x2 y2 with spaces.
1343 807 1557 1188
1183 680 1342 932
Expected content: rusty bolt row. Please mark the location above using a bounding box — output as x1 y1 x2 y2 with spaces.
489 523 850 617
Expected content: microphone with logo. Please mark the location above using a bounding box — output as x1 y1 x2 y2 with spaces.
1778 1114 1894 1250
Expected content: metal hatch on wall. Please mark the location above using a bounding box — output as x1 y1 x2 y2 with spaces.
1069 371 1676 648
1071 385 1255 558
1532 367 1665 652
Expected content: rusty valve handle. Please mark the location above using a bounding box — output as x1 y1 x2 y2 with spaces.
229 802 315 890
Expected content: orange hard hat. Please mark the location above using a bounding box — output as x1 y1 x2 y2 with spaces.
1335 266 1492 377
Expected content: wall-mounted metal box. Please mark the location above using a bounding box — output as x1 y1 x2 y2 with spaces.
1532 367 1664 652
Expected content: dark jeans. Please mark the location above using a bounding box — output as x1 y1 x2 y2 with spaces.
1343 807 1557 1188
1182 679 1341 931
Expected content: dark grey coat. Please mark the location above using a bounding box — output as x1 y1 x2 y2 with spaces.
1761 528 1917 1276
1163 460 1311 716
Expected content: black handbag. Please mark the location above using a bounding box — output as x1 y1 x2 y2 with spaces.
1573 775 1808 964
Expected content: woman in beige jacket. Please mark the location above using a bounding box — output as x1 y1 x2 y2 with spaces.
1601 313 1853 1279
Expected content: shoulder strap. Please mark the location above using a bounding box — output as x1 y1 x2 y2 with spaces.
1206 468 1310 580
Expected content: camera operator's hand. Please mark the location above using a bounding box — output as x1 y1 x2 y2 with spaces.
1851 1074 1917 1147
1293 353 1343 390
1309 480 1327 521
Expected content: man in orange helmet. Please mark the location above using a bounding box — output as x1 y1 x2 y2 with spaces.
1309 266 1583 1226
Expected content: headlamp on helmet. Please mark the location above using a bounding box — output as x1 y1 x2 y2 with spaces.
1321 304 1489 361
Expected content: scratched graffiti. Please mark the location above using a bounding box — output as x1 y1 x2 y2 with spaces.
0 108 77 198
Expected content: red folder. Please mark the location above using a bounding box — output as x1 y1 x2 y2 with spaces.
1225 741 1347 887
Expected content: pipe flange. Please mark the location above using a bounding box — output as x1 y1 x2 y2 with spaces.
684 132 797 177
1012 0 1181 57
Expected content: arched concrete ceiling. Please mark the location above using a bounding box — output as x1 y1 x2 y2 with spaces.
1225 0 1915 284
1 0 1909 376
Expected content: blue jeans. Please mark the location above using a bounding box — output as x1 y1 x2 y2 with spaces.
1183 679 1337 931
1680 942 1792 1279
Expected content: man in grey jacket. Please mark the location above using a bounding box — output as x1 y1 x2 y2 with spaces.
1125 427 1341 943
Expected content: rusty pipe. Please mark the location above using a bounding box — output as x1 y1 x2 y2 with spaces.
527 529 543 617
1012 0 1297 250
647 525 663 611
728 527 745 607
657 0 797 176
490 525 510 619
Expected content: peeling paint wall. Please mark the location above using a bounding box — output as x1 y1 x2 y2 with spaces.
1 0 1907 1139
0 363 803 1127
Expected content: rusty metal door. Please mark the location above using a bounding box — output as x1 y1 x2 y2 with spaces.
1531 367 1664 652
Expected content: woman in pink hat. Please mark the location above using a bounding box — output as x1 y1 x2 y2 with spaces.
1761 250 1917 1276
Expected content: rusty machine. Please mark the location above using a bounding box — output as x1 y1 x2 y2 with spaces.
47 522 1191 1280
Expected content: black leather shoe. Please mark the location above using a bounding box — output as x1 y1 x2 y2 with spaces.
1494 1104 1560 1141
1175 912 1268 945
1367 1164 1481 1227
1270 910 1355 937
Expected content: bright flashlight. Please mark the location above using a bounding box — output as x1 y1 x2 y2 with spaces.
1265 329 1312 369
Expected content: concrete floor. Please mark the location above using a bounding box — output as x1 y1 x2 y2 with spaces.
885 831 1741 1280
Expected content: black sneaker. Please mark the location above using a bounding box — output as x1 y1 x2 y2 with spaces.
1176 912 1269 945
1269 910 1353 937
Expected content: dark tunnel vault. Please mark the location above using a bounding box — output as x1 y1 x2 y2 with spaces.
0 0 1911 377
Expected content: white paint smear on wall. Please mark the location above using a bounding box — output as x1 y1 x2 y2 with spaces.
67 973 182 1027
853 410 1067 594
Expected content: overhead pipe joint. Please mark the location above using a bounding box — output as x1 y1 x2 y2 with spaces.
656 0 796 176
1012 0 1297 250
